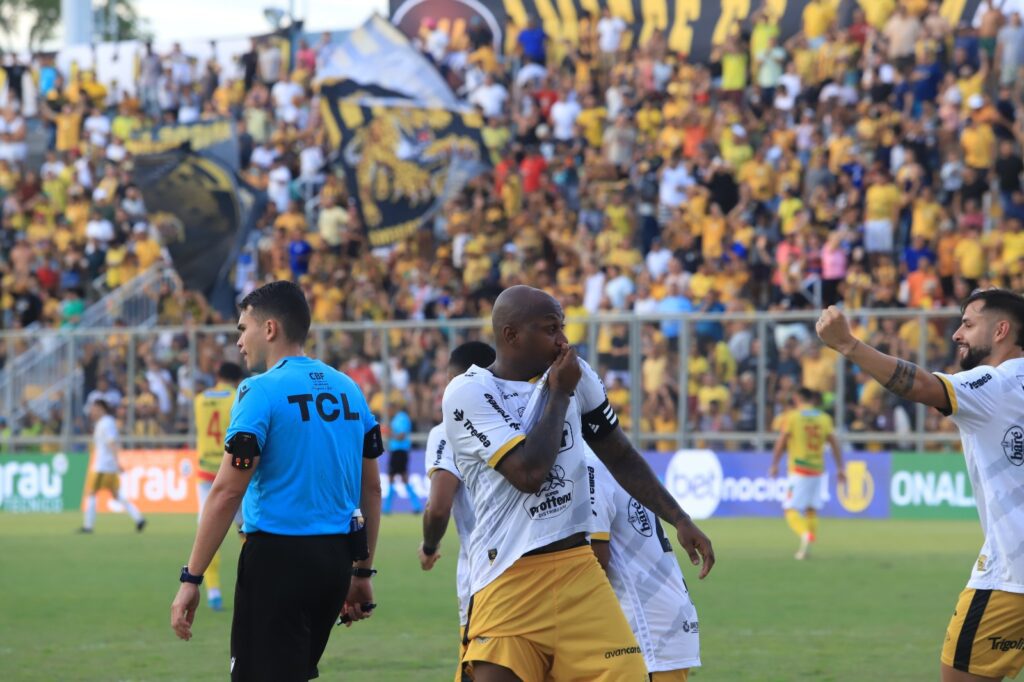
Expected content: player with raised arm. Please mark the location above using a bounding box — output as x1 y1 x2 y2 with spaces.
443 285 714 682
817 289 1024 682
419 341 496 682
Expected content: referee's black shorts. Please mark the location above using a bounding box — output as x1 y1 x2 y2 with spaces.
387 449 409 477
231 532 352 681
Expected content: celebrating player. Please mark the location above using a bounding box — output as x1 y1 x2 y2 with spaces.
817 289 1024 682
587 449 702 681
419 341 496 682
769 387 845 560
442 285 714 682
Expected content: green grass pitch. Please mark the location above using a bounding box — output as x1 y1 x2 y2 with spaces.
0 513 982 681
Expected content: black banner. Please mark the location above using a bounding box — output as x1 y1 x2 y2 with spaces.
133 148 264 316
127 119 239 172
390 0 984 64
321 86 489 248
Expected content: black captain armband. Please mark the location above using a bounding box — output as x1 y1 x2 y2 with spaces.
582 400 620 443
364 424 384 459
226 432 260 470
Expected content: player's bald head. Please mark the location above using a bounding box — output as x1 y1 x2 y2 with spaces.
491 286 562 339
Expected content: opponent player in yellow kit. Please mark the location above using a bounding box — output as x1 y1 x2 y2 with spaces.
769 387 845 560
193 362 244 611
818 290 1024 682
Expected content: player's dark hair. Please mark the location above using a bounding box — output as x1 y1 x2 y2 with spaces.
449 341 496 373
217 362 244 383
93 399 112 415
961 289 1024 348
797 387 819 404
239 281 311 344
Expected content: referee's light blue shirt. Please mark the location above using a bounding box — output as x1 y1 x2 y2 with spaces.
226 356 380 535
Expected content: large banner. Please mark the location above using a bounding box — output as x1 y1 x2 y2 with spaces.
84 449 200 514
133 148 264 317
126 119 239 172
0 453 89 513
889 452 977 520
390 0 984 64
321 97 489 247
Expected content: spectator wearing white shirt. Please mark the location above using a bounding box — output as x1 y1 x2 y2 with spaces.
658 154 694 218
250 142 278 170
271 75 304 120
424 19 450 64
83 107 111 149
85 210 116 244
549 91 581 141
597 9 627 59
267 158 292 212
646 238 674 279
469 73 508 118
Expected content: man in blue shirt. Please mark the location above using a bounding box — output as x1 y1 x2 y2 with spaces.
384 401 422 514
171 281 384 682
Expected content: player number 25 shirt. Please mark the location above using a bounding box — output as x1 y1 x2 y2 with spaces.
442 359 618 595
935 358 1024 593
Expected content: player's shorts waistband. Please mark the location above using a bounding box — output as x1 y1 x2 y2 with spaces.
514 543 593 568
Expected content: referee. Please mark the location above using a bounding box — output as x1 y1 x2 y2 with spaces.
170 281 384 681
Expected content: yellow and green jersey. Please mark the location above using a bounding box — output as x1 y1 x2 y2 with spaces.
194 383 236 481
782 409 834 475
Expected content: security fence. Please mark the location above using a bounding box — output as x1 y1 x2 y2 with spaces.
0 307 966 454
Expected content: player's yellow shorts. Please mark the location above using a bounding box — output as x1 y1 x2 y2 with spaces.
650 670 689 682
455 626 471 682
941 587 1024 679
462 544 647 681
89 472 120 495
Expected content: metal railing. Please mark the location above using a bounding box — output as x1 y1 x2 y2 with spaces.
0 307 966 453
0 265 182 432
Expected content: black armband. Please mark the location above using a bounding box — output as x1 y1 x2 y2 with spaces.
363 424 384 459
226 432 260 470
581 399 619 443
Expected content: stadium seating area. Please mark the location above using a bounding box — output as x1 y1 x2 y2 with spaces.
3 2 1024 448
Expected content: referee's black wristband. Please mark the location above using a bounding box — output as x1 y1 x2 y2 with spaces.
422 543 437 556
352 567 377 578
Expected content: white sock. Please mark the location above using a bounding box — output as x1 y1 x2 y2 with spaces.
84 496 96 530
118 493 143 523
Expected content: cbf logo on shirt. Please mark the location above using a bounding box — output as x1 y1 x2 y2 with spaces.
523 464 574 520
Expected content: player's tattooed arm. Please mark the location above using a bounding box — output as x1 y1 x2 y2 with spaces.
883 359 918 397
590 428 688 525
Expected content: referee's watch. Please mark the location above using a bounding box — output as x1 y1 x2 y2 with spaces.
352 568 377 579
180 565 204 585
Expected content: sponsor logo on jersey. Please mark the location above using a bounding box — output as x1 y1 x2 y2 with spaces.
237 385 250 402
483 393 519 431
457 416 491 448
433 439 447 467
286 393 360 422
962 373 992 390
523 464 574 520
559 422 575 453
604 646 642 659
487 548 497 563
501 391 519 400
1001 425 1024 466
627 497 654 537
988 636 1024 652
681 621 700 634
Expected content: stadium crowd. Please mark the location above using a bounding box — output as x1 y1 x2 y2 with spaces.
4 0 1024 450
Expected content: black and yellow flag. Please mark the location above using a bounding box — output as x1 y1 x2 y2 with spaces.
321 88 490 248
133 147 265 316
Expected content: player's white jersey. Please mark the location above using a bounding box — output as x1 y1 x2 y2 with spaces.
935 359 1024 593
587 451 701 673
92 415 120 473
442 359 614 595
423 423 476 625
